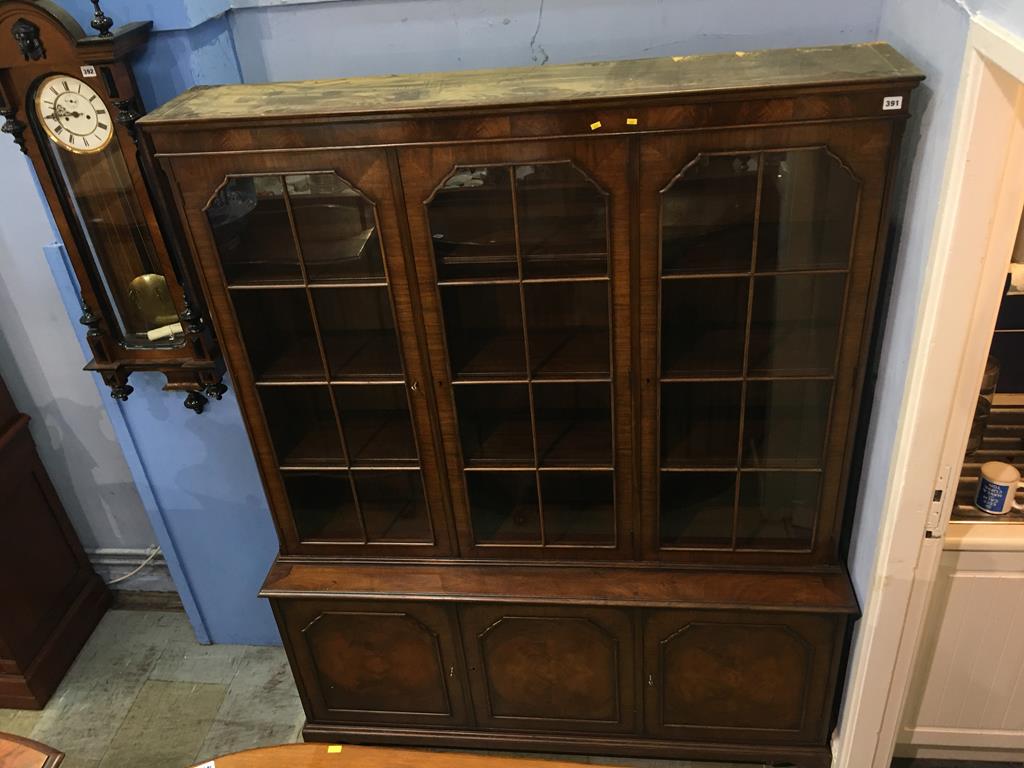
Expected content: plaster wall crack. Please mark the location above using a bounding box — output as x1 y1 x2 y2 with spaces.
529 0 549 65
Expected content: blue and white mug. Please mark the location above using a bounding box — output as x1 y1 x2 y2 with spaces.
974 461 1024 515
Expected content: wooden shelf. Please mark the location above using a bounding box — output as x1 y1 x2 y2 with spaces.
530 328 609 379
251 335 324 382
449 332 528 380
343 411 418 465
322 331 403 380
536 411 612 467
277 422 346 468
261 560 859 613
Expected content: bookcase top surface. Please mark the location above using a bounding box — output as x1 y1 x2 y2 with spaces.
140 41 922 125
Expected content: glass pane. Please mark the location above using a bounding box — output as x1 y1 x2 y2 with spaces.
285 472 362 541
286 174 384 283
312 287 403 379
748 273 845 376
467 471 541 544
525 282 610 379
455 384 533 467
259 385 343 467
534 382 612 467
661 382 741 468
661 278 747 377
442 284 526 379
736 472 818 550
742 380 832 468
661 154 758 275
516 163 608 278
429 166 517 280
208 176 300 286
231 289 322 381
757 149 858 272
995 280 1024 329
541 471 614 546
660 471 735 548
355 471 432 543
990 333 1024 392
49 135 182 345
335 385 417 465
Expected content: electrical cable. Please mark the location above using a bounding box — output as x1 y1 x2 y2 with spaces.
105 546 162 586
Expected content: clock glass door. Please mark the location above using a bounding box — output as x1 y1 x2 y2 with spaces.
32 73 179 348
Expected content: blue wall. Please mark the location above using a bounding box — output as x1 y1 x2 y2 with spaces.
847 0 973 600
228 0 883 82
43 0 278 645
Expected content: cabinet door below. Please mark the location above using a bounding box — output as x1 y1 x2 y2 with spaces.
277 600 468 727
459 603 636 733
643 609 843 744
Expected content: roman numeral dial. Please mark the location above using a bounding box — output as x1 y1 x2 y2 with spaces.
34 74 114 154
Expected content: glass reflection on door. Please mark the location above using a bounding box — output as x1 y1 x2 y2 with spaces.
658 147 858 551
207 171 434 547
426 161 615 550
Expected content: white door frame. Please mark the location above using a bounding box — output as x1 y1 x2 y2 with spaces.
833 15 1024 768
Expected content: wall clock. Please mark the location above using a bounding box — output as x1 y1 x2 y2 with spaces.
0 0 225 413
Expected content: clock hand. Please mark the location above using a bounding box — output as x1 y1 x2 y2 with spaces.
53 104 83 119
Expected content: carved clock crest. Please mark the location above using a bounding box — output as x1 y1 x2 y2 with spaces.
11 17 43 60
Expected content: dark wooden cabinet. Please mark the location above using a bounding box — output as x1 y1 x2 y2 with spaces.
642 609 843 744
277 600 469 728
141 42 923 768
459 604 635 733
0 375 109 708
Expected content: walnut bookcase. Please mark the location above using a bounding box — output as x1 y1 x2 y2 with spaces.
139 43 923 768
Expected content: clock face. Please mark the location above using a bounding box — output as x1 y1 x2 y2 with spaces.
34 74 113 154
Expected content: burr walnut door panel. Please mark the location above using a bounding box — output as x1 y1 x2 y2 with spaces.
164 150 453 558
277 600 469 727
458 603 636 733
643 608 844 744
639 122 896 567
398 139 634 561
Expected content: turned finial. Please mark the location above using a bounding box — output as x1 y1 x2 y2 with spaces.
89 0 114 37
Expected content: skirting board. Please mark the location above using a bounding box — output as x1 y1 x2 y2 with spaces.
86 548 174 592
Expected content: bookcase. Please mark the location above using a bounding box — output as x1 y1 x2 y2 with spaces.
140 43 923 768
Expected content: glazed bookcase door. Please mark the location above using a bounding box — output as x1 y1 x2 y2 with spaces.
164 150 452 556
640 123 895 566
399 139 633 560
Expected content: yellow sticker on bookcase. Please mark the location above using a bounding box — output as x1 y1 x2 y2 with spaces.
327 745 343 754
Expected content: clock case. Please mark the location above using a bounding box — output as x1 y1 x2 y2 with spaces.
0 0 225 412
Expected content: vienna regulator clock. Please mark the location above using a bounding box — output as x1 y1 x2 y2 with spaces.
0 0 225 412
